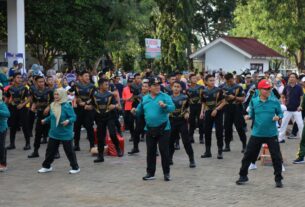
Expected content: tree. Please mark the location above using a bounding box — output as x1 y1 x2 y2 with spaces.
153 0 197 73
193 0 236 46
232 0 305 71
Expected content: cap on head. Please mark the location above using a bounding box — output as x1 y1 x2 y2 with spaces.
148 77 162 86
13 60 18 65
258 79 272 89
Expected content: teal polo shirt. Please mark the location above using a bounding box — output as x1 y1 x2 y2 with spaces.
136 92 175 130
249 95 283 137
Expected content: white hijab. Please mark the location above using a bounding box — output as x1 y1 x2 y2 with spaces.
51 88 68 127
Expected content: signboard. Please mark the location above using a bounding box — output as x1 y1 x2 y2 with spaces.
145 38 161 59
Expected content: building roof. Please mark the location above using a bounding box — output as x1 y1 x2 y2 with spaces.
190 36 284 59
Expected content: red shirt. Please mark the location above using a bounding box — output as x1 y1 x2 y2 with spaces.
122 86 133 111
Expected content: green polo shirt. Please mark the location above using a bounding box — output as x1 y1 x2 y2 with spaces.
249 95 283 137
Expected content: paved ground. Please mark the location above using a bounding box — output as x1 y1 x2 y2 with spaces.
1 127 305 207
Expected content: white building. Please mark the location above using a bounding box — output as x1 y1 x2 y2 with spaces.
190 36 284 74
3 0 25 68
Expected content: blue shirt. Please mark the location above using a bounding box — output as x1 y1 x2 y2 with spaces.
249 95 283 138
136 92 175 130
283 84 303 111
44 103 76 140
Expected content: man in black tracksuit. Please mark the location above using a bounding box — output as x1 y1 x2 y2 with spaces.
92 78 123 163
28 76 53 158
169 81 196 168
221 73 247 153
200 75 226 159
187 74 204 144
69 71 96 151
128 81 149 155
6 73 31 150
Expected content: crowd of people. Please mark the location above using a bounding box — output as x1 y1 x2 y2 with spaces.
1 61 305 188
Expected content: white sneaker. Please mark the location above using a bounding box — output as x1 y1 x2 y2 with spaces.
69 168 80 174
38 167 53 173
249 163 257 170
282 164 286 172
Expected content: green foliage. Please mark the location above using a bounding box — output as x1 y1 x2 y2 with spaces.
232 0 305 71
193 0 236 46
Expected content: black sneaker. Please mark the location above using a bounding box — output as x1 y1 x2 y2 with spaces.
279 140 286 144
28 151 39 158
189 160 196 168
6 145 16 150
94 156 104 163
23 144 31 151
293 157 305 164
201 152 212 158
164 174 171 181
217 153 223 159
223 146 231 152
236 176 249 185
169 159 174 165
128 148 139 155
275 180 283 188
74 146 80 151
143 174 156 181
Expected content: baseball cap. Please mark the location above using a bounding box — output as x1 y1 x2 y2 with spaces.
148 77 162 86
13 60 18 65
258 79 272 89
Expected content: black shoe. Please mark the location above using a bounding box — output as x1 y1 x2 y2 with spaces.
117 148 123 157
28 151 39 158
223 146 231 152
40 138 48 144
54 152 60 159
279 140 286 144
293 157 305 164
142 174 156 181
217 153 223 159
189 160 196 168
201 152 212 158
6 144 16 150
23 144 31 151
94 156 104 163
128 148 139 155
164 174 171 181
236 176 249 185
275 180 283 188
74 146 80 151
174 143 180 150
169 159 174 165
199 139 204 144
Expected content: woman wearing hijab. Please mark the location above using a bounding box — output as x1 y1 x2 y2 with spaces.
38 88 79 174
0 89 10 171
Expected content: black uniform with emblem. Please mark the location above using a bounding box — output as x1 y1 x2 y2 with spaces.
92 90 122 161
221 83 247 152
201 86 224 158
169 93 195 167
69 81 96 150
186 84 205 143
109 83 123 135
29 85 54 156
6 84 31 150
